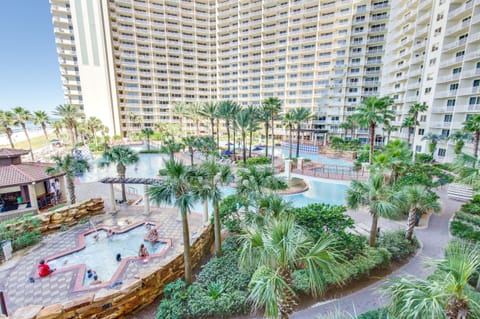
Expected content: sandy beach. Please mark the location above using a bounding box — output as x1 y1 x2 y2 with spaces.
0 128 54 146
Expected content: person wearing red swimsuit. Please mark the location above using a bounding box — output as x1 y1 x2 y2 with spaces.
37 259 55 277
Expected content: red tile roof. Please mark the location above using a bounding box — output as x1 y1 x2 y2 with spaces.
0 148 30 159
0 162 65 188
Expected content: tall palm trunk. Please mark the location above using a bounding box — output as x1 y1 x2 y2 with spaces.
203 200 209 223
271 114 275 170
180 117 184 138
387 129 392 144
445 297 469 319
242 131 247 163
189 147 194 166
210 118 215 138
94 129 99 150
180 209 192 284
248 129 253 158
474 131 479 159
369 121 375 164
5 127 15 148
226 119 231 152
213 200 222 257
195 119 200 136
41 123 49 142
288 125 293 160
351 127 355 140
369 213 379 247
117 164 127 202
67 176 76 204
407 127 412 147
405 208 417 240
73 124 79 145
265 122 269 157
296 125 302 158
21 123 34 161
216 118 220 150
233 124 236 158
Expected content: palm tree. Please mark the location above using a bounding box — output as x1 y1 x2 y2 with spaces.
422 132 443 157
246 105 260 158
463 114 480 158
259 103 272 158
45 155 89 204
194 160 233 256
52 120 63 140
372 139 411 184
173 102 188 138
408 102 428 159
346 174 402 246
85 117 103 150
262 97 283 170
100 125 110 149
292 107 313 158
353 96 394 164
149 160 196 284
141 127 154 151
401 116 416 147
33 111 50 142
401 185 441 241
200 101 218 139
181 136 197 166
236 165 287 203
282 111 295 160
387 240 480 319
238 214 343 319
452 153 480 190
0 110 15 148
160 138 183 161
339 121 352 140
53 104 83 145
185 102 203 136
449 131 471 155
218 100 237 152
99 146 139 202
236 108 251 163
12 107 34 160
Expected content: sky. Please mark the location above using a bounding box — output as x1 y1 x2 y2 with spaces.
0 1 64 114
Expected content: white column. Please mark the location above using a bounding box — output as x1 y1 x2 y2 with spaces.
28 183 39 211
285 159 292 181
297 157 304 170
109 184 117 213
144 184 150 215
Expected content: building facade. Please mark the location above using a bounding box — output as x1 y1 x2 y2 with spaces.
50 0 480 161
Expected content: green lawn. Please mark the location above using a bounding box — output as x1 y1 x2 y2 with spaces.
1 134 50 150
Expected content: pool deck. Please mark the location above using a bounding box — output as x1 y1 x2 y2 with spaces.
0 188 204 314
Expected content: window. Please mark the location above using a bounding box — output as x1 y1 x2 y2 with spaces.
429 58 436 66
425 87 432 94
418 128 425 136
452 67 462 74
473 79 480 87
420 115 427 122
441 129 450 138
438 148 446 157
447 99 456 106
444 114 452 122
469 96 480 105
456 50 465 57
449 83 459 91
415 145 422 152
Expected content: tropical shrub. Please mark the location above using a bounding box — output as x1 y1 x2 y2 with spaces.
451 195 480 243
0 213 42 251
356 308 389 319
219 195 248 233
243 156 271 166
415 153 433 164
376 230 419 262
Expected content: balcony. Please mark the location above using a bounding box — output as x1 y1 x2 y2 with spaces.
436 73 461 83
463 69 480 78
431 106 455 113
442 38 467 52
448 1 474 20
434 89 458 98
457 86 480 96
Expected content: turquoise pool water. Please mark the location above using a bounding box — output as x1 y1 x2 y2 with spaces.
49 225 165 285
280 149 352 166
283 179 347 207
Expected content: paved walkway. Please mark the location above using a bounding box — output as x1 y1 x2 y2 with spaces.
291 189 461 318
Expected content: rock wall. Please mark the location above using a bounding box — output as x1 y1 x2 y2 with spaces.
10 224 215 319
3 198 105 235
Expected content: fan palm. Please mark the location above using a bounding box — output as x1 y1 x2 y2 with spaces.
181 136 197 166
283 111 295 160
149 160 196 284
11 107 34 159
85 117 103 150
387 240 480 319
352 96 394 164
200 101 218 139
449 131 472 155
452 153 480 190
45 155 89 204
262 97 283 169
236 165 287 203
193 160 233 256
141 127 154 151
185 102 203 136
160 138 183 161
401 116 416 147
463 114 480 158
238 214 343 319
346 174 402 246
422 133 443 157
99 146 139 202
292 107 313 158
218 100 238 152
52 120 63 140
53 104 83 145
401 185 441 240
0 110 15 148
173 102 188 138
339 121 352 140
32 111 50 142
246 105 260 158
372 139 411 184
408 102 428 157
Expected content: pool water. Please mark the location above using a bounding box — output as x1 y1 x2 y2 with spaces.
280 149 352 166
283 179 347 207
49 225 165 285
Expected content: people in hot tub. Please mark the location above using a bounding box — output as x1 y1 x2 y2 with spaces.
146 228 158 244
138 243 149 258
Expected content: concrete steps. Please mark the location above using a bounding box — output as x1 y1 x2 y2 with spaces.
447 183 474 202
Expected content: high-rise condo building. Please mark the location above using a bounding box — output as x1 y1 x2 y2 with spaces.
50 0 480 161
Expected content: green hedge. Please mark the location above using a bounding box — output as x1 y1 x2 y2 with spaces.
0 213 42 251
451 220 480 242
376 230 419 262
241 156 271 166
356 308 389 319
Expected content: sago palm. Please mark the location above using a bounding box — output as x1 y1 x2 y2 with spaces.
238 214 343 319
99 146 139 202
45 155 89 204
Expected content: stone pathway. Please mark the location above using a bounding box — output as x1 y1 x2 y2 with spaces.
0 199 203 314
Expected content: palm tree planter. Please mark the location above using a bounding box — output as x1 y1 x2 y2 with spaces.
99 146 139 203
